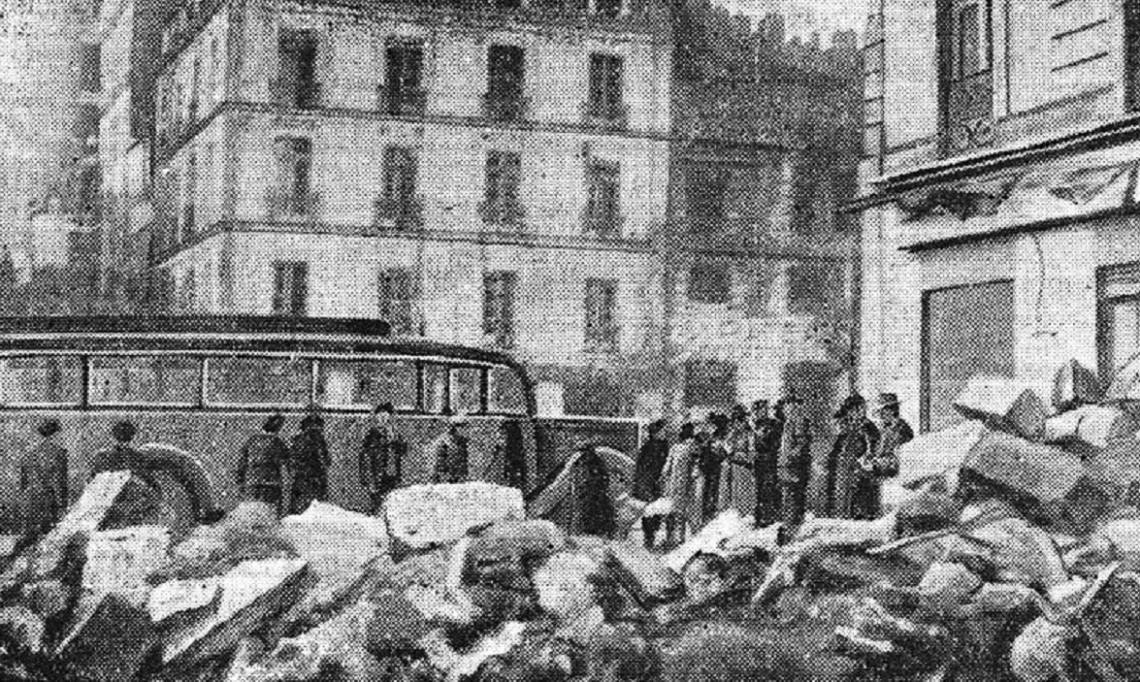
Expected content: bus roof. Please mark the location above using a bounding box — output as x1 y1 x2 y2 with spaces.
0 316 523 367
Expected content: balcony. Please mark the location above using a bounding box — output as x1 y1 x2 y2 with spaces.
481 91 530 123
940 70 994 157
265 188 321 221
373 194 424 231
478 200 526 229
378 86 427 117
268 78 322 111
582 100 629 130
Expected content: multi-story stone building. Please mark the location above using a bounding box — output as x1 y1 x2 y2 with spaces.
149 0 673 415
858 0 1140 431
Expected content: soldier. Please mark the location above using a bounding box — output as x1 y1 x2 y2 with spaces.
750 399 783 528
18 419 69 542
236 414 290 516
289 412 331 514
432 414 470 484
359 403 407 514
776 393 812 534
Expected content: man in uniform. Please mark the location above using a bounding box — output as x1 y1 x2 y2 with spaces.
750 400 782 528
776 393 812 535
432 414 471 484
359 402 407 513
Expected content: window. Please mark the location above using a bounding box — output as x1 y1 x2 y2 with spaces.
488 365 527 415
485 45 526 121
688 262 731 304
422 363 449 414
451 367 483 415
383 43 424 116
922 280 1014 431
483 271 517 348
0 356 82 406
684 359 737 409
584 278 619 351
687 174 728 235
1099 264 1140 384
940 0 993 152
378 268 417 335
271 137 314 218
272 261 308 316
585 161 620 236
275 28 320 109
377 146 420 229
206 356 311 407
88 356 201 406
587 54 624 122
954 3 984 78
482 151 523 227
595 0 621 18
787 261 843 315
316 359 416 410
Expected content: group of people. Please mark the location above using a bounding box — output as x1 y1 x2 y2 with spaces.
632 392 913 549
14 405 530 542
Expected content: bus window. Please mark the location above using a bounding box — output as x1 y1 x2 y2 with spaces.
206 356 311 407
88 356 201 406
0 355 82 406
317 359 417 410
487 365 527 415
450 367 482 415
422 363 448 414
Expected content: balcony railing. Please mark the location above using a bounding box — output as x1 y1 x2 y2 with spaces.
940 70 994 156
481 91 530 122
268 78 322 110
373 194 424 231
378 86 427 117
265 188 321 221
582 100 629 129
478 200 526 229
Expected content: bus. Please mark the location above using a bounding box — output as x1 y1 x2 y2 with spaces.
0 316 640 531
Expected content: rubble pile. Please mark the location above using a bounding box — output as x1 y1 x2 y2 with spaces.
7 361 1140 680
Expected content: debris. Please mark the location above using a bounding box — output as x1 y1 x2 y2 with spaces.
0 605 45 653
384 483 525 552
1080 570 1140 681
161 558 309 669
1009 617 1071 682
56 594 158 682
959 516 1070 589
953 377 1047 440
21 578 72 620
147 578 221 625
918 562 983 611
448 620 526 682
721 523 781 558
604 543 683 606
82 525 170 607
1044 405 1135 450
365 590 432 659
663 509 751 573
532 551 602 622
896 421 992 490
896 482 962 536
1052 359 1102 412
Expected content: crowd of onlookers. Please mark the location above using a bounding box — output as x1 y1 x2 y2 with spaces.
631 392 914 549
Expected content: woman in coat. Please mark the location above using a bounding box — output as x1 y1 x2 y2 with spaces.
289 412 332 514
659 423 698 545
718 405 756 518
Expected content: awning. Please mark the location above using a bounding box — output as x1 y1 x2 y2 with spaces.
862 138 1140 252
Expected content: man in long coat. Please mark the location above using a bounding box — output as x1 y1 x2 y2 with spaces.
632 419 669 548
829 395 881 520
751 400 782 528
776 394 812 533
19 419 68 542
855 392 914 519
432 414 471 484
236 414 289 516
289 412 331 514
359 402 406 513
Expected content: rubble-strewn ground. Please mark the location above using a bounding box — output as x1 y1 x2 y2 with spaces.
4 363 1140 681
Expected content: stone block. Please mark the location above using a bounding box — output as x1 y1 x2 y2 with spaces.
161 558 309 669
1044 405 1135 450
1052 359 1101 412
56 594 158 682
365 591 432 658
383 483 524 552
896 421 991 490
82 525 171 608
1010 617 1069 682
604 543 682 607
532 552 601 623
952 378 1047 440
148 578 221 625
0 606 45 654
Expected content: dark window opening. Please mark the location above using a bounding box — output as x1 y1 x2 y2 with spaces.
584 278 618 351
378 268 417 335
271 136 314 217
688 262 731 304
275 28 320 109
485 45 526 121
383 43 425 116
585 161 620 235
786 261 843 316
482 151 523 227
595 0 621 18
587 54 624 123
687 174 728 235
684 359 736 409
272 261 309 316
483 271 517 349
377 146 420 229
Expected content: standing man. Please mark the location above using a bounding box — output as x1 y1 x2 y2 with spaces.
289 412 332 514
359 403 407 514
833 395 881 520
91 421 162 526
776 394 812 535
698 414 730 524
750 400 782 528
633 419 669 548
855 393 913 518
432 414 470 484
19 419 69 543
236 414 290 516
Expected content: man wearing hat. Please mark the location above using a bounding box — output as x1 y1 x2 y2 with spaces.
432 413 471 484
750 399 782 528
776 392 813 532
289 410 331 514
855 393 914 518
18 419 69 542
359 402 407 514
236 413 290 516
829 394 881 519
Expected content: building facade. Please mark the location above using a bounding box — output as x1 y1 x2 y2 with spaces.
150 0 673 415
859 0 1140 431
